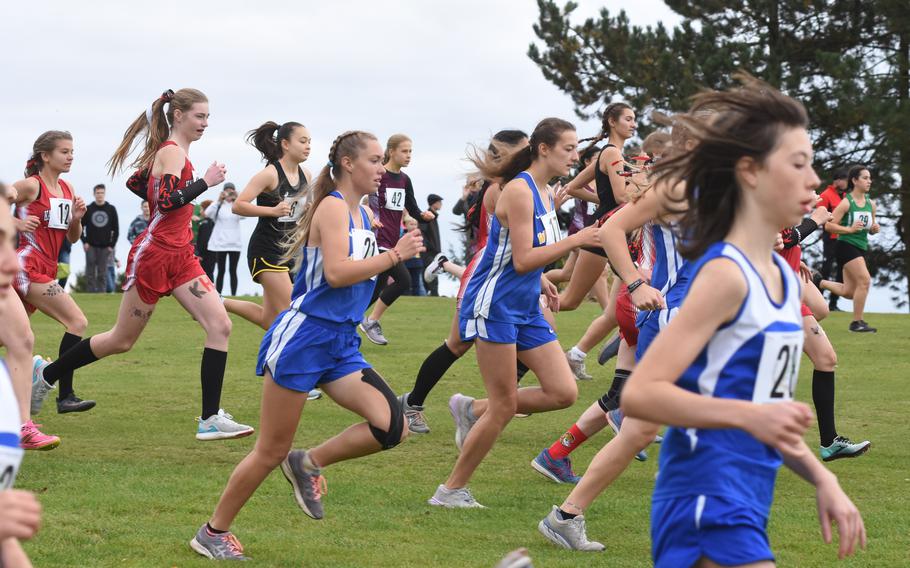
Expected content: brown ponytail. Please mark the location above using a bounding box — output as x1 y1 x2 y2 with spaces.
470 118 574 186
108 88 207 175
247 121 304 162
25 131 73 177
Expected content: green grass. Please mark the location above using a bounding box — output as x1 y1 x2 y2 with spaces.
17 294 910 567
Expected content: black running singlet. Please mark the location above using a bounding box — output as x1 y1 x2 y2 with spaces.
591 143 626 222
248 162 308 251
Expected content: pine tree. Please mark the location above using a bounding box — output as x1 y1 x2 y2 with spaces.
529 0 910 307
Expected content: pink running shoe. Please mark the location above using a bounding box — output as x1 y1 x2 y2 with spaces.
20 420 60 451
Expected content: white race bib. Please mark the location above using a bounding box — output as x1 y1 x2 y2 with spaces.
587 201 598 216
855 211 871 228
541 209 563 245
277 195 305 224
48 197 73 229
386 187 405 212
752 330 803 403
0 446 21 490
351 228 378 261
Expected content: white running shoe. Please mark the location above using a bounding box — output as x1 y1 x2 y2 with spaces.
307 389 323 401
538 505 605 552
428 484 485 508
30 355 54 416
423 253 448 283
449 393 477 451
196 409 255 441
566 350 593 381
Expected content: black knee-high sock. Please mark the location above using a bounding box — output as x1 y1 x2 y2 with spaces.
201 348 227 420
56 332 82 398
604 368 631 411
812 369 837 447
408 342 460 407
43 338 98 385
516 361 530 383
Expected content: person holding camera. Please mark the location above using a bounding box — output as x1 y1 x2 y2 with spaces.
205 183 246 296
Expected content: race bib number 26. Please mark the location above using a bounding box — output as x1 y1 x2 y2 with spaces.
752 331 803 403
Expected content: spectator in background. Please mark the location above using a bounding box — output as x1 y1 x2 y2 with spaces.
195 199 216 281
403 216 426 296
453 175 483 227
106 254 120 293
420 193 444 296
81 183 118 292
127 200 150 244
818 167 849 311
205 183 245 295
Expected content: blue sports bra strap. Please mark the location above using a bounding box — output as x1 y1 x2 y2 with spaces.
358 206 371 230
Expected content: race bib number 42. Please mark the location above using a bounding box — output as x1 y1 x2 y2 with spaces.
753 331 803 403
386 188 405 212
48 197 73 229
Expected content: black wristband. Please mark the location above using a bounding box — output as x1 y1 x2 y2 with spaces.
627 278 645 293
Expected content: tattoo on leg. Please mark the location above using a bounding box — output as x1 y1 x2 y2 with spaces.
130 308 152 322
42 283 64 297
811 326 820 335
189 277 215 299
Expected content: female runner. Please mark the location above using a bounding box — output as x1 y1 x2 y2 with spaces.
622 77 865 566
398 130 529 434
815 165 878 333
31 89 252 440
226 121 311 330
428 118 600 508
13 130 96 424
360 133 433 345
190 131 423 560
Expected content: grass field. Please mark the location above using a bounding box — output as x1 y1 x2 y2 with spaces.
17 294 910 567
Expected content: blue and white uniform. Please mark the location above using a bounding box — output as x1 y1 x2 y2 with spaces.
459 172 559 351
650 242 803 568
0 361 23 489
257 192 378 392
635 221 691 359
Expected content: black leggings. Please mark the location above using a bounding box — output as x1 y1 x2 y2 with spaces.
370 260 411 307
215 251 240 295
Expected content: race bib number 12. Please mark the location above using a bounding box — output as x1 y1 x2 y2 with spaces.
48 197 73 229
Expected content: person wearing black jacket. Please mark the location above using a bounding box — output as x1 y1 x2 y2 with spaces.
194 199 217 281
420 194 444 296
81 184 118 292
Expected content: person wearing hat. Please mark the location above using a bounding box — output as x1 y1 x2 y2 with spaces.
818 167 849 311
204 182 246 295
420 194 444 296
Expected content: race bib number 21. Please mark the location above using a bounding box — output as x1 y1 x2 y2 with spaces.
752 331 802 403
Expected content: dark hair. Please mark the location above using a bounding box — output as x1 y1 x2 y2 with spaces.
580 145 601 166
472 118 575 185
846 165 869 191
832 166 850 181
93 183 106 191
461 129 530 234
579 102 633 155
25 131 73 177
652 73 809 260
247 121 304 162
108 88 208 175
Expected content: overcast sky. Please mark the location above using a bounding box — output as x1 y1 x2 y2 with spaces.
2 0 898 312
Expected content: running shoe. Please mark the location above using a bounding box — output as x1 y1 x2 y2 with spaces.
307 389 323 401
189 524 249 560
449 393 477 450
494 548 533 568
20 420 60 451
281 449 326 520
538 505 605 552
566 351 593 381
359 318 389 345
428 484 485 508
423 253 449 283
531 449 580 484
597 333 622 366
30 355 53 416
848 320 877 333
399 392 430 434
821 436 871 462
607 409 647 462
56 392 96 414
195 410 255 441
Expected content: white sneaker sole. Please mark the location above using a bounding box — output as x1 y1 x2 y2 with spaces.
195 428 254 441
189 537 214 558
531 458 565 484
427 496 486 509
537 519 604 552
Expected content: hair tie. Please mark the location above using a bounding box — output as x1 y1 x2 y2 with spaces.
160 89 174 103
25 157 37 170
327 160 334 168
